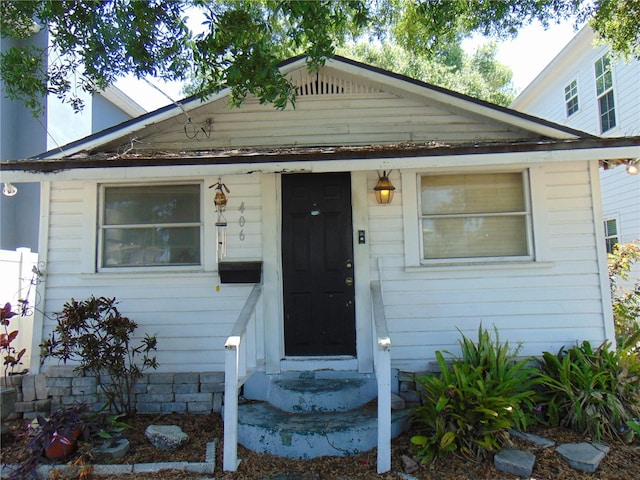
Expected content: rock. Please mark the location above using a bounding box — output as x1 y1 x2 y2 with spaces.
508 428 555 448
556 442 609 473
94 438 130 459
494 448 536 477
145 424 189 451
401 454 419 474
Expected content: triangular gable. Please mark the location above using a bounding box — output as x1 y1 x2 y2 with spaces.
35 55 594 161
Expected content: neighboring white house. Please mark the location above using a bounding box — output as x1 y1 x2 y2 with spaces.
3 56 639 470
511 26 640 253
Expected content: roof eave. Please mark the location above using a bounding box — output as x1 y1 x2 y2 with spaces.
3 136 638 180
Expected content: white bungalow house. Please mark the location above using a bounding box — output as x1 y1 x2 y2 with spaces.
2 56 639 472
510 26 640 255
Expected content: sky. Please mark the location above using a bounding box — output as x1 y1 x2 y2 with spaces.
470 20 583 92
115 20 582 112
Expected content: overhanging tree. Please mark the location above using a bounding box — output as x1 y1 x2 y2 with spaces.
338 41 516 106
1 0 638 116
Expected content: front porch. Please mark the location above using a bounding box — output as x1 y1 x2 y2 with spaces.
238 370 409 459
223 278 401 473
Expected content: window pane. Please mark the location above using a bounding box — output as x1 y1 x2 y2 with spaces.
595 55 612 95
105 185 200 225
595 57 604 78
605 219 617 236
103 227 200 267
599 91 616 132
423 216 528 259
421 173 524 215
566 97 578 116
564 80 577 101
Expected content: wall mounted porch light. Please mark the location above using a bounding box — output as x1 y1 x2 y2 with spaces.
2 182 17 197
626 159 639 176
374 170 395 205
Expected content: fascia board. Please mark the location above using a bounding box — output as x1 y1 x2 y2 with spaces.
4 143 638 183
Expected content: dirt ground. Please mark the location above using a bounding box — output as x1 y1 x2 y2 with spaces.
2 413 639 479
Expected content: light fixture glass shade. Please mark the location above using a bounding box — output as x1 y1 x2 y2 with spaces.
626 162 639 176
374 174 395 204
2 182 17 197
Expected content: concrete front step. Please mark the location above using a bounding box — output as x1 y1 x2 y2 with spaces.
270 373 377 413
244 371 378 413
237 401 409 459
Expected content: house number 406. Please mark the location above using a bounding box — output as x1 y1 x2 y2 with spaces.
239 202 245 241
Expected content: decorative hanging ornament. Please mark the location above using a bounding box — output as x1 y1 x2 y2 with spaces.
209 178 231 262
209 178 230 213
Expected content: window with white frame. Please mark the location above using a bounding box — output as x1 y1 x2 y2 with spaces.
564 79 578 117
604 218 618 254
594 54 616 133
419 172 532 261
99 184 202 268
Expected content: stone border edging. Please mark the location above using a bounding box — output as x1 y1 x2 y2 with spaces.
1 440 216 478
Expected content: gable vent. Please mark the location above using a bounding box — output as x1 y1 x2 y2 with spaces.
290 70 380 96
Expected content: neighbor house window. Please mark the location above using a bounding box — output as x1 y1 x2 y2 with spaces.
419 172 531 261
594 54 616 132
604 218 618 254
564 79 579 117
99 184 201 268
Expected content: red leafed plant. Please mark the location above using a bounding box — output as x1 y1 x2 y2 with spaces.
1 302 26 379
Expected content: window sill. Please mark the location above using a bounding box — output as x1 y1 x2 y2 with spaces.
405 260 554 273
82 268 214 280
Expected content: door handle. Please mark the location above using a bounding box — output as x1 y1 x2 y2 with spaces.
345 277 353 286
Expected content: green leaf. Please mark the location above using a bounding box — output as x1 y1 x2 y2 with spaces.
440 431 456 449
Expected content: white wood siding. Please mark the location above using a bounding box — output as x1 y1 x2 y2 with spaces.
39 159 611 373
370 161 608 372
41 175 262 373
601 168 640 242
117 95 529 151
512 27 640 277
513 44 639 137
100 66 534 154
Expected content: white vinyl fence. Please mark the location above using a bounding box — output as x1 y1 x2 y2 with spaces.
0 248 39 374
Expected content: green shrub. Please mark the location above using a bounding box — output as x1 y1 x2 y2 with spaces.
537 334 640 442
40 296 158 415
608 242 640 346
410 326 538 463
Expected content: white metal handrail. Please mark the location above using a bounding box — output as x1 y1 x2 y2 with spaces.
223 283 263 471
371 279 392 473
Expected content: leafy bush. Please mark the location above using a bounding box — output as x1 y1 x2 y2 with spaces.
410 326 538 462
1 302 26 378
608 242 640 346
40 296 158 415
537 334 640 442
9 402 90 480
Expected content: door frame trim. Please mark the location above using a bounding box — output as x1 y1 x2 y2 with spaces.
262 171 373 374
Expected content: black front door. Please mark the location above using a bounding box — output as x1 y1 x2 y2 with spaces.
282 173 356 356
